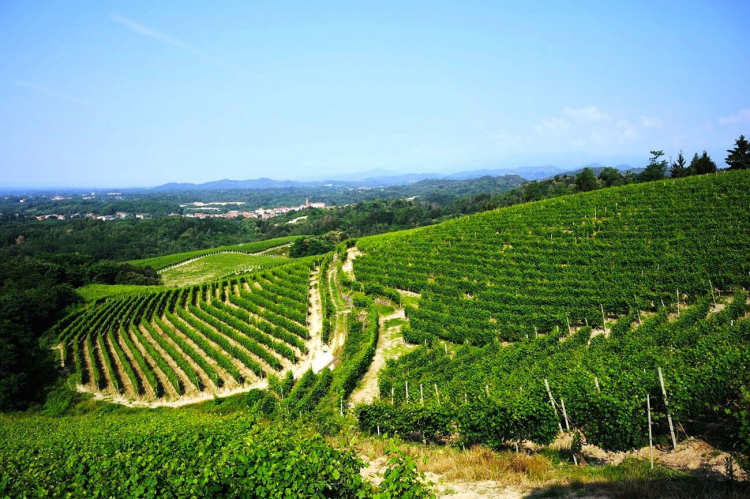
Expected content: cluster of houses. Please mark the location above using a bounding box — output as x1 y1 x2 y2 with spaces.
177 199 327 221
33 212 148 221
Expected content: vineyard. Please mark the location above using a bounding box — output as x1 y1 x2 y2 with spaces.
18 171 750 495
354 170 750 343
349 170 750 454
57 259 319 404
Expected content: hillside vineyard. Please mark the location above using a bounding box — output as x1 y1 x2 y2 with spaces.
350 171 750 451
58 262 314 402
354 171 750 343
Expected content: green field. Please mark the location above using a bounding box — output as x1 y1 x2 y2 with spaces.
77 283 171 302
127 235 300 270
159 252 288 286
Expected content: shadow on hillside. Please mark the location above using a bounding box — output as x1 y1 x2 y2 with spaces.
523 476 749 499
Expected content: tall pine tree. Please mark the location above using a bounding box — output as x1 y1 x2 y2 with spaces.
725 135 750 170
670 151 688 178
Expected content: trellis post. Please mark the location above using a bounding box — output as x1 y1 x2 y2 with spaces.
560 398 570 431
658 367 678 450
544 379 564 433
647 395 654 469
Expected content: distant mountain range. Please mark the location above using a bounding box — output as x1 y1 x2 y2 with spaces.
151 163 639 192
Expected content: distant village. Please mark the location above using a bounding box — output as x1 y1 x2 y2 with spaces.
177 198 326 221
20 195 328 222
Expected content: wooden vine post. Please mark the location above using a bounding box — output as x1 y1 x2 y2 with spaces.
560 398 571 431
658 367 678 450
647 394 654 469
391 386 394 405
434 383 440 405
405 381 409 403
420 384 424 405
544 379 564 433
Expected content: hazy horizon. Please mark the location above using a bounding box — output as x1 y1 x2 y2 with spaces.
2 1 748 188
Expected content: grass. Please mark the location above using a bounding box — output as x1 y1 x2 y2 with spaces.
160 253 287 286
347 436 749 498
399 293 421 309
77 284 170 301
126 235 300 270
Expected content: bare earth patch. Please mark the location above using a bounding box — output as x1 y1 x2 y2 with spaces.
350 308 414 405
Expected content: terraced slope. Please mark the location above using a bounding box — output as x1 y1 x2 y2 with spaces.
354 171 750 343
58 261 317 404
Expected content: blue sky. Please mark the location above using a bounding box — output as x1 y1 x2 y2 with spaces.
1 0 749 187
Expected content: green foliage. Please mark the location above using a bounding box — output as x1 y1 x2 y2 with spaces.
670 151 689 178
290 231 346 257
638 150 668 182
354 172 750 343
726 134 750 170
575 168 599 192
0 413 370 498
689 150 717 175
361 296 750 452
375 443 435 499
129 236 299 271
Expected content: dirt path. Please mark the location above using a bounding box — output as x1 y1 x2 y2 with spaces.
360 457 530 498
350 308 412 405
327 257 352 358
342 247 362 279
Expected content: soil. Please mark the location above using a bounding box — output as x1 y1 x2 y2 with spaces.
104 332 138 399
162 314 231 391
151 318 215 393
350 308 412 405
115 330 157 400
342 247 362 279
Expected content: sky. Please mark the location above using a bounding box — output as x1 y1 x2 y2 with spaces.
1 0 749 188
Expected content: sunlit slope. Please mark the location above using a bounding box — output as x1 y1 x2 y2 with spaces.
127 236 299 270
353 171 750 343
56 261 316 404
159 253 288 287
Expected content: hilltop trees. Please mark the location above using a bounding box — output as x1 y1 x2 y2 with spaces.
574 168 598 192
638 150 668 182
726 134 750 170
689 151 717 175
670 151 689 178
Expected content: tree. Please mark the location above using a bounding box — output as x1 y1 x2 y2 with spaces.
638 150 668 182
598 167 624 187
725 135 750 170
670 151 689 178
689 151 717 175
575 168 598 192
